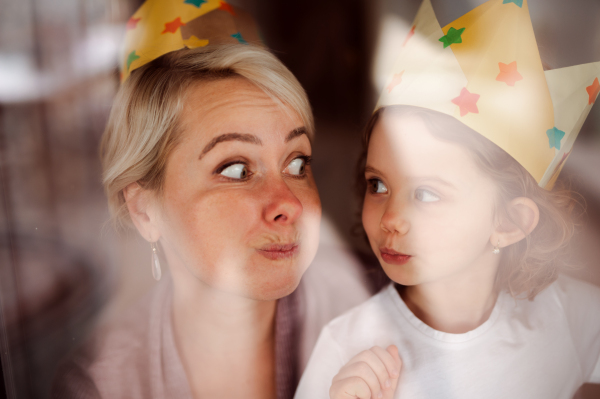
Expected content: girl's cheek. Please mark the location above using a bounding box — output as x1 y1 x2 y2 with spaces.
362 200 380 237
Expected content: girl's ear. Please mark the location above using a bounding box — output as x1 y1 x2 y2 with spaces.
491 197 540 249
123 182 162 243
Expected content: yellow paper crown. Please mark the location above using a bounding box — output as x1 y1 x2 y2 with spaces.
120 0 262 82
377 0 600 189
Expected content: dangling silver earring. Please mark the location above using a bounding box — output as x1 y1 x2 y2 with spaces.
492 240 500 255
151 242 162 281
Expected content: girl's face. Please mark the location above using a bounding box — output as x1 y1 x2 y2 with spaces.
156 77 321 301
362 112 500 287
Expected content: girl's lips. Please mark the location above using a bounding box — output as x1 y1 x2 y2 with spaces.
380 247 412 265
257 243 299 260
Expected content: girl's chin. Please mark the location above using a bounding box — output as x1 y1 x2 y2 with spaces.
381 266 422 287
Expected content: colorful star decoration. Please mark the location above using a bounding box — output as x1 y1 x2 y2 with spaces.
183 35 210 48
586 77 600 104
403 25 416 47
162 17 186 34
126 50 140 71
184 0 207 7
387 71 404 93
452 87 480 117
126 17 141 31
219 1 235 15
439 27 465 48
502 0 523 7
231 32 247 44
546 127 565 150
496 61 523 86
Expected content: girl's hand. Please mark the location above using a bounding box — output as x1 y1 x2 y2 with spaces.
329 345 401 399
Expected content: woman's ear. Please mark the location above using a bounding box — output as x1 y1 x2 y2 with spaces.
491 197 540 249
123 182 162 243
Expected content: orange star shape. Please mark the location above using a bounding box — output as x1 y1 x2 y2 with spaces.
126 17 141 31
586 77 600 104
387 71 404 93
219 1 236 15
403 25 416 47
496 61 523 86
162 17 185 34
452 87 480 117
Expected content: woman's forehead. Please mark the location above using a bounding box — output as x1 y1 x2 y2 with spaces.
184 78 279 118
179 78 303 142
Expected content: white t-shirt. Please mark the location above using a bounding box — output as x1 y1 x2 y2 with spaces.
294 275 600 399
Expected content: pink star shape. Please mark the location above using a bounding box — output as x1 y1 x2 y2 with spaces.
126 17 141 31
452 87 480 117
387 71 404 93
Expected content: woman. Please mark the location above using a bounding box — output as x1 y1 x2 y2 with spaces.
52 9 371 399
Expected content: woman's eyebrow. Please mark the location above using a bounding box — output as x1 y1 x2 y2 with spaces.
285 127 307 142
199 133 262 159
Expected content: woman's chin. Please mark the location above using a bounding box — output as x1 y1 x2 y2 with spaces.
245 272 303 301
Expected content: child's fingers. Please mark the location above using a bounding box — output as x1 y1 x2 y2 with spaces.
371 346 401 380
347 348 393 390
384 346 402 398
332 361 382 398
386 345 401 364
329 376 373 399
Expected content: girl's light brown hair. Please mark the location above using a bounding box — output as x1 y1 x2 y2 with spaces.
101 44 314 230
357 105 582 300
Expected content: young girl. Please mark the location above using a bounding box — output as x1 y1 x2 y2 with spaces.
294 0 600 398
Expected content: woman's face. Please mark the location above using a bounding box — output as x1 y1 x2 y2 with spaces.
362 112 499 287
156 77 321 301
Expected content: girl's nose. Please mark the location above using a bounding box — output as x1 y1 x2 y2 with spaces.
263 178 303 225
380 205 410 235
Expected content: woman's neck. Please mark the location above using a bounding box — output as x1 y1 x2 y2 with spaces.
399 258 500 334
171 273 277 399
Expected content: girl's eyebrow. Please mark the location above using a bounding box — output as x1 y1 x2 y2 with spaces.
365 165 457 190
364 165 384 176
418 177 457 190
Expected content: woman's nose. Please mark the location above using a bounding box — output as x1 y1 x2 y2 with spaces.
263 178 303 225
380 203 410 235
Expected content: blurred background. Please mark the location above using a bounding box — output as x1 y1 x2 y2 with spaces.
1 0 599 397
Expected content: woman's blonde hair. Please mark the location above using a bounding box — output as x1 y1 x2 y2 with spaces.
357 105 582 300
101 44 314 230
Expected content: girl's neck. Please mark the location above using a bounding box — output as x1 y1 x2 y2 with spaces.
170 270 277 399
398 260 500 334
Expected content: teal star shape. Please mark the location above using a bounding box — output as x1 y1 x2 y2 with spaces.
502 0 523 7
546 127 565 150
231 32 248 44
439 27 465 48
184 0 207 7
126 50 140 71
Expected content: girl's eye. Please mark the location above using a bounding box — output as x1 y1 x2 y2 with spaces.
286 157 306 176
220 163 249 179
369 179 388 194
415 188 440 202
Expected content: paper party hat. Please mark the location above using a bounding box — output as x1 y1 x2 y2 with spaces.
120 0 262 82
377 0 600 189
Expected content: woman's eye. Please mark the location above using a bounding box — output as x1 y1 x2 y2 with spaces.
369 179 388 194
220 163 249 179
286 157 306 176
415 188 440 202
